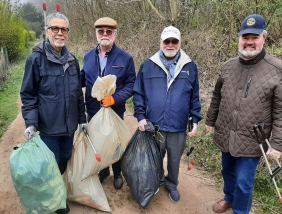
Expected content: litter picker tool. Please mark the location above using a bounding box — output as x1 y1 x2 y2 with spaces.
82 126 102 162
253 123 282 203
187 117 195 171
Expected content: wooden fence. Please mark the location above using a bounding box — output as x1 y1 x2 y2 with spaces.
0 46 9 88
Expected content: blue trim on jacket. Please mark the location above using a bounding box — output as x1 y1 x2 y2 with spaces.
133 50 202 132
81 43 136 117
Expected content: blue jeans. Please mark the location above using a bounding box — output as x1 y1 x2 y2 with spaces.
221 152 260 214
41 134 74 174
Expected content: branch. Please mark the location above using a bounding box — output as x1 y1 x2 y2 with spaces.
146 0 165 20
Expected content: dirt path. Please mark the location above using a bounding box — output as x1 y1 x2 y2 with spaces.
0 107 242 214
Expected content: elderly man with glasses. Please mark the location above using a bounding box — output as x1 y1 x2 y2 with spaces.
80 17 136 189
20 13 87 214
133 26 202 202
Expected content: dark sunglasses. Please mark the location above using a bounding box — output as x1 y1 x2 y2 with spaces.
96 29 116 36
163 39 179 45
47 26 69 34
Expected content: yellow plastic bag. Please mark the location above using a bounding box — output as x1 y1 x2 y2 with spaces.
63 131 111 212
81 75 132 180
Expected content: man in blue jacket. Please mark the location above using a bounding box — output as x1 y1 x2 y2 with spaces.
133 26 202 202
20 13 87 214
80 17 136 189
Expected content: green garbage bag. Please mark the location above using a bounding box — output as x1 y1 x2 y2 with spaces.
9 132 67 214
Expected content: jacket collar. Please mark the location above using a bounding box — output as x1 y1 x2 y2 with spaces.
95 43 116 56
239 49 266 65
150 49 192 73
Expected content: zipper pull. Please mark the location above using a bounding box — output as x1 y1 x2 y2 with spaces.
244 77 252 98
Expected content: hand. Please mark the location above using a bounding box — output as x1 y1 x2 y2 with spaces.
102 96 115 107
266 148 282 160
79 123 87 132
24 126 36 140
206 125 214 133
138 119 147 132
188 123 198 137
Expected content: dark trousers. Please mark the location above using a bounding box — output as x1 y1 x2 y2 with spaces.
41 134 74 175
156 131 186 189
88 111 124 175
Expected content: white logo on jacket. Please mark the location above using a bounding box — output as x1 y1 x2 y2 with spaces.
181 70 190 75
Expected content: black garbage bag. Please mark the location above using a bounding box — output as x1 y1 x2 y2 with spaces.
121 127 162 209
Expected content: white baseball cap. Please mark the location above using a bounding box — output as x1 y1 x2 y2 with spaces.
161 26 181 41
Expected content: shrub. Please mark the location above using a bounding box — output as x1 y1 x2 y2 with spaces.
28 30 36 41
0 19 28 61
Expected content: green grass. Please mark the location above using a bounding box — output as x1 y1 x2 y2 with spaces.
0 41 37 138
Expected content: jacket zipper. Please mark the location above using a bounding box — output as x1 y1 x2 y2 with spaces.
244 77 252 98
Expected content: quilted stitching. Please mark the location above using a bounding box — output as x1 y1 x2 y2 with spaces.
208 53 282 156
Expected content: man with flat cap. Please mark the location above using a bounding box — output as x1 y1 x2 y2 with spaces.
206 14 282 213
80 17 136 189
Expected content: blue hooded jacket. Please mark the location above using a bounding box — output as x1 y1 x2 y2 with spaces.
133 49 202 132
20 41 86 137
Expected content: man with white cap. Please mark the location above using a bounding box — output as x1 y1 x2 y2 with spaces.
133 26 202 202
206 14 282 213
80 17 136 189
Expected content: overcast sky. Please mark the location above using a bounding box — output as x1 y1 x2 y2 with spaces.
19 0 29 2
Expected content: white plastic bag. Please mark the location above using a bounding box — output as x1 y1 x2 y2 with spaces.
82 75 132 180
63 131 111 212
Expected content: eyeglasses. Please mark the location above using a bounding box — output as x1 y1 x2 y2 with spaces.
163 39 179 45
96 29 116 36
47 26 69 34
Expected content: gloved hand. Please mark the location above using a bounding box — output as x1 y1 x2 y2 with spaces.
138 119 147 132
79 123 87 132
206 125 214 133
24 126 36 140
188 123 198 137
266 148 282 160
102 96 115 107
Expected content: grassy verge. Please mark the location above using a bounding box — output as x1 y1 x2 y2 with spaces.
0 41 37 138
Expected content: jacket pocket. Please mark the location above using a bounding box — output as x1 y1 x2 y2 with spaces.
39 68 61 96
68 67 79 94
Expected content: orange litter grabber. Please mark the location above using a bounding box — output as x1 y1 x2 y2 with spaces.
82 126 102 162
187 117 195 171
253 123 282 203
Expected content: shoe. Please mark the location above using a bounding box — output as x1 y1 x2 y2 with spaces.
114 174 123 189
55 204 70 214
166 186 180 202
212 199 232 213
98 168 110 184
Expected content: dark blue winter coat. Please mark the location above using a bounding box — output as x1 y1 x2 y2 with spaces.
20 41 86 137
81 44 136 117
133 50 202 132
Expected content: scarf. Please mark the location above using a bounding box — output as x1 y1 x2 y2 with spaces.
44 39 69 65
159 49 181 80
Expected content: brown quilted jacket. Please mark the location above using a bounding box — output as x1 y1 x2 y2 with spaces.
206 50 282 157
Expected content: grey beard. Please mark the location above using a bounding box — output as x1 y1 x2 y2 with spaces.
238 47 262 60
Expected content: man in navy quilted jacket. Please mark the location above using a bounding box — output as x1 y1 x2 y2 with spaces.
133 26 202 202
